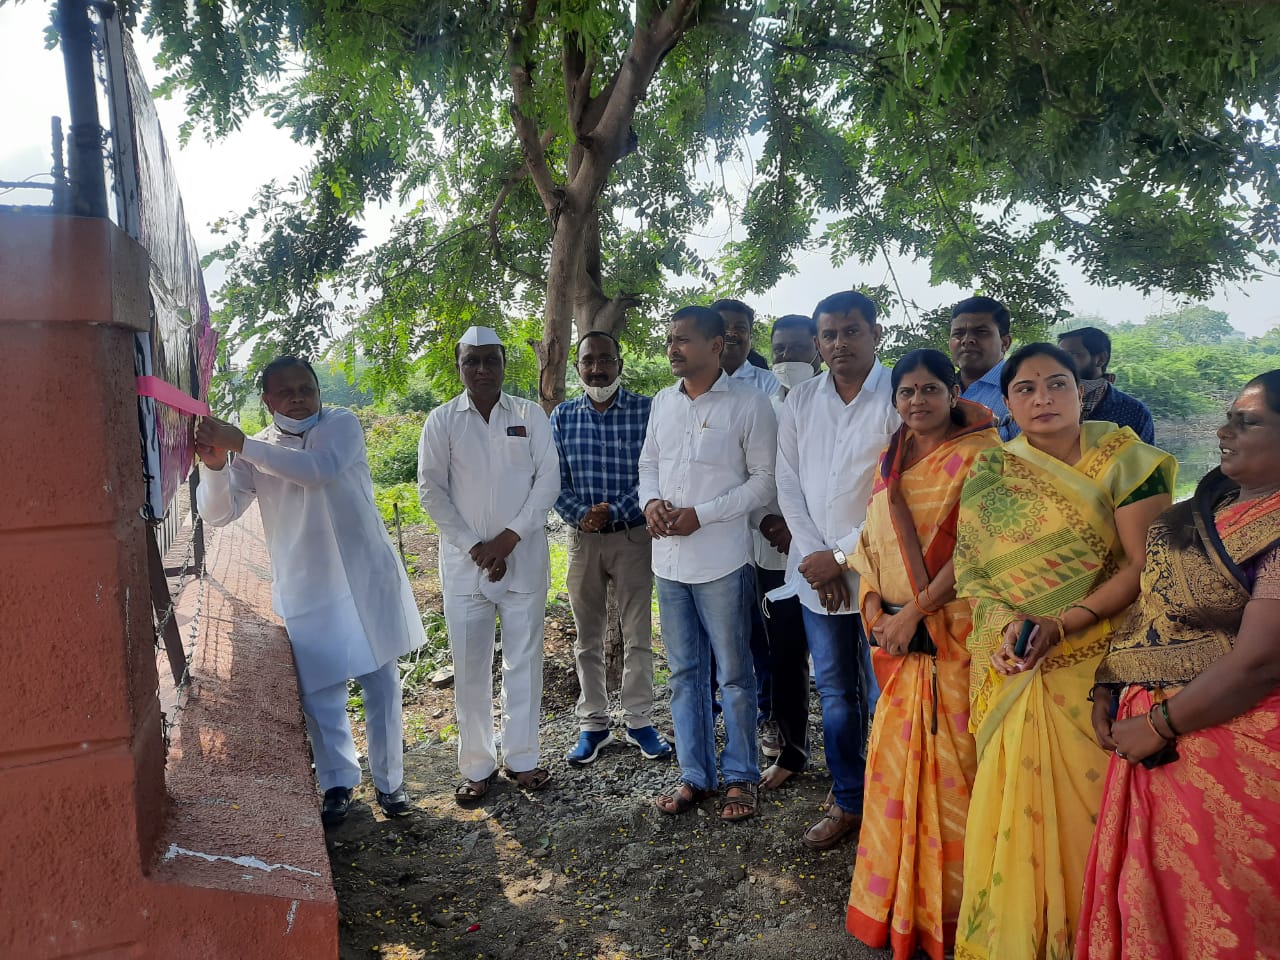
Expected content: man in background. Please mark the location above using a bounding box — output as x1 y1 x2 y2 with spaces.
712 298 784 400
1057 326 1156 442
949 296 1017 440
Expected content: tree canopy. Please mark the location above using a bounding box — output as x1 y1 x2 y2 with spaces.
121 0 1280 407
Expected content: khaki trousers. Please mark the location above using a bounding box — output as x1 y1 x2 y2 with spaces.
566 524 654 731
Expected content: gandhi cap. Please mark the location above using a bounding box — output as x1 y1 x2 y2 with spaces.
458 325 503 347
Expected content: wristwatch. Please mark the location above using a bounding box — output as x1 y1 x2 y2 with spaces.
832 547 847 567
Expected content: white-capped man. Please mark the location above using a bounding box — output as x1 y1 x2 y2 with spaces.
195 356 426 826
775 291 900 849
418 326 560 803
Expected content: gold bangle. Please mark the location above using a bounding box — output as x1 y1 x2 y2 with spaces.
867 610 884 632
1066 603 1101 625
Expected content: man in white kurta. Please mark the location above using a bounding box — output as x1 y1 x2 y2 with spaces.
418 326 560 801
195 356 426 826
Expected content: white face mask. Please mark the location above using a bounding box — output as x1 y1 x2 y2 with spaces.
771 361 817 391
273 409 321 434
583 377 622 404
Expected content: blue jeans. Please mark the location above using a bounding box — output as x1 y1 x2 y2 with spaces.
657 566 758 790
801 607 869 813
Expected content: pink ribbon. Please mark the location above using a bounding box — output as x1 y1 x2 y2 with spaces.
136 375 211 417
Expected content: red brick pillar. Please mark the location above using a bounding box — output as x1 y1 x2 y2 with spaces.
0 214 166 955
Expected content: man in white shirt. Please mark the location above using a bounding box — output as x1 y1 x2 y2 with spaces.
195 356 427 827
775 291 900 850
712 298 784 400
641 306 777 822
418 327 560 803
757 313 820 790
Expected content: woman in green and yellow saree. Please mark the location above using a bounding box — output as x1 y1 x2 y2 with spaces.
952 343 1175 960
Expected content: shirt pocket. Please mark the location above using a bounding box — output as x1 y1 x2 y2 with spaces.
692 426 738 465
499 435 533 470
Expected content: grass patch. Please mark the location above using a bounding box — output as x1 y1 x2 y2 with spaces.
548 541 570 607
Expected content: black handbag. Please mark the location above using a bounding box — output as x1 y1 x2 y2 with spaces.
877 603 937 656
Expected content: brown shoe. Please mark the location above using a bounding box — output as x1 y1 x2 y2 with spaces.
802 803 861 851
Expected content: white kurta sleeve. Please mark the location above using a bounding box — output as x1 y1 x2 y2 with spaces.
417 408 483 551
775 397 828 559
195 458 257 527
693 391 777 525
505 407 559 543
236 409 364 488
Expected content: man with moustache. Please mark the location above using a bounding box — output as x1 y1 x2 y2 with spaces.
641 306 777 822
551 331 671 766
775 291 900 849
948 295 1018 440
1057 326 1156 442
418 326 560 803
712 298 784 400
195 356 426 826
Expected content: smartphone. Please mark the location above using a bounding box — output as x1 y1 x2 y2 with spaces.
1013 620 1038 658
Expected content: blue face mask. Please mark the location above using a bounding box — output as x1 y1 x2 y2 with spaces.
273 409 321 434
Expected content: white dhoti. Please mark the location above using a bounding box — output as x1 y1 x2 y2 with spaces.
445 589 546 781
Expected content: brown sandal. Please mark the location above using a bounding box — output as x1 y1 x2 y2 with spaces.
502 766 553 790
718 781 758 822
455 774 493 805
654 781 713 815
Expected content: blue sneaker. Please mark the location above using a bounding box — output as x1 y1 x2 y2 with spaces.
566 729 615 766
624 725 673 760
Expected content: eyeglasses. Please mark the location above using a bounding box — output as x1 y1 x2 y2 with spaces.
578 356 620 369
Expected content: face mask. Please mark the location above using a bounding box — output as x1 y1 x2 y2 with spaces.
771 361 817 391
583 377 622 403
273 409 321 434
1078 376 1109 394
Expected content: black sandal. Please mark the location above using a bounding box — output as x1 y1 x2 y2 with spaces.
455 774 493 805
653 781 713 815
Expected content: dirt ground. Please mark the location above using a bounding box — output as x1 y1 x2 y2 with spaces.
331 526 887 960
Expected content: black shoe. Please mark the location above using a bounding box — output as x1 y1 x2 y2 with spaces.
376 785 412 817
321 786 353 827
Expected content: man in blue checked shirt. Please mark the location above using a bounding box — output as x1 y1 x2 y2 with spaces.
551 331 672 766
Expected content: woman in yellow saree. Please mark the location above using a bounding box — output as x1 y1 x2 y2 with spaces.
846 349 999 960
952 344 1175 960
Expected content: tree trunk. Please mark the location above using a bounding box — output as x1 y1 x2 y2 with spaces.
537 207 581 414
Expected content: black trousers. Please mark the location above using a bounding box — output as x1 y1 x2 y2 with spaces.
755 567 810 772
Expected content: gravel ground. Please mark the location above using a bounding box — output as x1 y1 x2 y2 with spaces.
331 525 890 960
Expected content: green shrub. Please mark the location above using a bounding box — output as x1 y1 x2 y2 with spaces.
374 482 432 528
360 411 426 484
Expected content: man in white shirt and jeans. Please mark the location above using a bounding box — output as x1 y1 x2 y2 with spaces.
775 291 900 850
418 327 560 803
641 306 777 822
195 356 427 827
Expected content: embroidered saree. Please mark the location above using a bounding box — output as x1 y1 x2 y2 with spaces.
846 403 999 960
952 422 1175 960
1076 470 1280 960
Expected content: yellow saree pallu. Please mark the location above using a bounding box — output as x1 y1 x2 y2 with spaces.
952 423 1176 960
847 406 998 960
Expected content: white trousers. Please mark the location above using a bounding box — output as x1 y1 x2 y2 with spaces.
299 658 403 794
445 589 545 781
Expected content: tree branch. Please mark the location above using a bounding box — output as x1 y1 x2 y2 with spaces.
508 0 560 216
487 130 556 245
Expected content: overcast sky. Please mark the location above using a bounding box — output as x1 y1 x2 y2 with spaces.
4 3 1278 337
